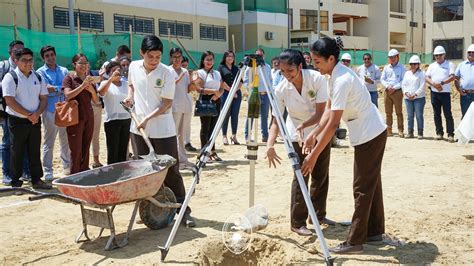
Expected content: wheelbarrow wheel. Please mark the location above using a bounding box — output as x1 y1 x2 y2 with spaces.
139 186 177 230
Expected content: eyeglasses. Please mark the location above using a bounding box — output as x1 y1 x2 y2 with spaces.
468 52 474 55
76 61 89 65
409 63 419 65
341 60 351 63
434 54 443 57
19 58 33 63
171 55 182 59
363 58 371 61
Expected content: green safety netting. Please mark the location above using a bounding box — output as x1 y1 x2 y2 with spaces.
212 0 288 14
1 25 434 71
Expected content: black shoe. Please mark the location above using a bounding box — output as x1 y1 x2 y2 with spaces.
182 212 196 227
32 180 53 190
185 143 197 152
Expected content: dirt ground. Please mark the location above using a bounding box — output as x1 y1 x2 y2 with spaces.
0 90 473 265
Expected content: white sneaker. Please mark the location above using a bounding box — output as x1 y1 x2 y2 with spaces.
63 167 71 176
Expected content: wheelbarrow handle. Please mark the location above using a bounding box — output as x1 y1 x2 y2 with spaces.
29 192 84 205
0 187 40 195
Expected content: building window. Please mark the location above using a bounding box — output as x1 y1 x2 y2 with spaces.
158 20 193 39
289 8 293 30
200 24 226 41
433 0 463 22
114 14 154 34
53 7 104 32
433 39 463 60
300 9 328 31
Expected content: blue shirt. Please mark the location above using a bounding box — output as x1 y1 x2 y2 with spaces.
381 62 406 90
455 60 474 90
36 64 69 113
243 63 273 93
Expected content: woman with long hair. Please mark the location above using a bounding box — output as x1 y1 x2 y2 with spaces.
218 50 242 145
193 51 225 162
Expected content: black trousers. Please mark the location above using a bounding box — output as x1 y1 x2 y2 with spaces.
131 133 190 213
104 118 131 165
8 115 43 187
291 141 331 228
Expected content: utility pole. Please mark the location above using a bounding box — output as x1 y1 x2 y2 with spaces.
317 0 321 40
241 0 246 51
68 0 75 34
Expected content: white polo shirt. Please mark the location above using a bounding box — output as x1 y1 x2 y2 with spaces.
357 64 381 92
329 62 386 146
100 80 131 123
401 69 426 99
197 69 221 90
274 69 328 142
1 68 48 118
171 67 192 114
426 60 455 93
128 60 176 138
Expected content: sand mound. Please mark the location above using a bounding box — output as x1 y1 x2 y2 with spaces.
197 237 287 265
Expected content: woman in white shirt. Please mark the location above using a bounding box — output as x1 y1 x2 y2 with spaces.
193 51 225 162
402 55 426 139
302 37 388 254
265 49 334 237
98 61 131 164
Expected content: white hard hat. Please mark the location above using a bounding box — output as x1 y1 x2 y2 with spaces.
341 53 351 61
388 49 399 57
433 45 446 55
409 55 421 64
467 44 474 52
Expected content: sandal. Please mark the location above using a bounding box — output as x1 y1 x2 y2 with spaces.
210 152 223 162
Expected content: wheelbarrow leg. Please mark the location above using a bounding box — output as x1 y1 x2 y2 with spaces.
76 204 92 243
104 202 140 251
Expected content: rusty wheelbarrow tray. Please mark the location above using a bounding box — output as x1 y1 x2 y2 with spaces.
0 157 181 251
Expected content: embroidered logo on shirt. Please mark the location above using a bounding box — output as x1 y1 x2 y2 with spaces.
307 89 317 100
155 78 164 88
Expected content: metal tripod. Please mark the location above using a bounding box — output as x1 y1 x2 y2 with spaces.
159 55 334 265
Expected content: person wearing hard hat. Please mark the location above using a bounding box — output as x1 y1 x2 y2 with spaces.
454 44 474 118
357 53 382 107
381 49 406 137
341 53 351 67
425 45 456 142
401 55 426 139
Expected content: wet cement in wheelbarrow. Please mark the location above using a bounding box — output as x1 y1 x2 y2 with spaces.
55 164 157 186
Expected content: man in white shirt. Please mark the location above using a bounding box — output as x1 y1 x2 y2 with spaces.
357 53 381 107
99 45 131 78
1 48 51 190
124 35 195 227
381 49 406 137
425 46 456 142
454 44 474 118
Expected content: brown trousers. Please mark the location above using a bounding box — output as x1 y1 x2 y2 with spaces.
347 130 387 245
291 142 331 228
67 117 94 174
384 89 404 133
131 133 190 213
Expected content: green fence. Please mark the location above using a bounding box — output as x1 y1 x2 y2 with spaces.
1 25 434 71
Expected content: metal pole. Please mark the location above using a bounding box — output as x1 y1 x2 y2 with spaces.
68 0 75 34
13 12 17 41
317 0 321 40
287 0 290 48
26 0 32 30
41 0 46 32
241 0 246 52
129 24 133 58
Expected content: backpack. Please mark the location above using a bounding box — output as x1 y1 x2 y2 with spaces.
0 68 42 117
0 60 10 118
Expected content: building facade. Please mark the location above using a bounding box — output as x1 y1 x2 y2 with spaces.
0 0 229 54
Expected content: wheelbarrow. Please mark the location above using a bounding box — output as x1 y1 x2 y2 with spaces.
0 157 181 251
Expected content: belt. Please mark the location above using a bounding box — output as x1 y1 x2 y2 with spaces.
259 92 267 95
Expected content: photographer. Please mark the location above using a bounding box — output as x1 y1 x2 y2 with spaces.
98 61 131 164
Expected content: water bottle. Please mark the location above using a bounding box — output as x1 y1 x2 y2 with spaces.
248 87 260 118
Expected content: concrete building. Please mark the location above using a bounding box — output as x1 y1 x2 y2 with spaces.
0 0 229 54
289 0 426 53
425 0 473 60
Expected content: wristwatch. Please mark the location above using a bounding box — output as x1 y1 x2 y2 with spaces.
440 81 445 85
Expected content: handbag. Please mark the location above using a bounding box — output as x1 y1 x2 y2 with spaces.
54 87 79 127
194 94 218 117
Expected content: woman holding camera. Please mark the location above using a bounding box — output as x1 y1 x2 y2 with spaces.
98 61 131 164
63 54 99 174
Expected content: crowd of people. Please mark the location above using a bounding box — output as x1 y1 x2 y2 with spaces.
0 34 472 254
